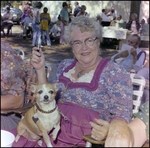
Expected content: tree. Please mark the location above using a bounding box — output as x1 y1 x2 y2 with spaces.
130 1 141 21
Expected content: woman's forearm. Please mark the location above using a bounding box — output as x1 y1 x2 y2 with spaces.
1 95 24 110
128 118 147 147
105 119 134 147
36 66 47 84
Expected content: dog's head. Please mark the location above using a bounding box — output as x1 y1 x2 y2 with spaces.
30 83 59 104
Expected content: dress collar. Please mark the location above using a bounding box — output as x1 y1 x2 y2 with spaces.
59 57 109 91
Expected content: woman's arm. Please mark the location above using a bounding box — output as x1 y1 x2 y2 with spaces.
128 117 147 147
31 47 47 84
1 95 24 110
105 119 134 147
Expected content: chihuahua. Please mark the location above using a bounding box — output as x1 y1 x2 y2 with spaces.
15 83 60 147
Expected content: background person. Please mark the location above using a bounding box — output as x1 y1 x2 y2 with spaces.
76 5 89 17
110 6 117 20
101 6 113 26
59 2 69 45
111 34 146 73
40 7 51 47
116 15 124 23
32 2 43 47
73 1 81 17
12 16 133 147
1 7 14 37
21 10 33 38
1 41 27 130
126 13 140 35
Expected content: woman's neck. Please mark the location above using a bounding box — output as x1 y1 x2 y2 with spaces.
77 56 102 73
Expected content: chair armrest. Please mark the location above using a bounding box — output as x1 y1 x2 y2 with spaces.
82 134 105 145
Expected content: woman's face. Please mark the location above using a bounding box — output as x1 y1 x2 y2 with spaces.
131 15 136 20
71 28 100 66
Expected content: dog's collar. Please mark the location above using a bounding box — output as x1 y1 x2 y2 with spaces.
35 103 57 114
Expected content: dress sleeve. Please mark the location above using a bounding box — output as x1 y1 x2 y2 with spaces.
103 62 133 123
1 42 27 97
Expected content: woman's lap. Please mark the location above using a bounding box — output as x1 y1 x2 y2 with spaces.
11 102 100 147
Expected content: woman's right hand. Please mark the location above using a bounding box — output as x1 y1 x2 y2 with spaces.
30 47 45 71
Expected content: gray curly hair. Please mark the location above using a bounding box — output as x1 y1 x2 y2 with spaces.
64 16 103 44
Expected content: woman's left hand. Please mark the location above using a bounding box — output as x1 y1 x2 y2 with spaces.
89 118 110 141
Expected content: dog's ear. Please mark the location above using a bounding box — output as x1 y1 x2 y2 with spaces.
53 83 59 92
30 85 37 93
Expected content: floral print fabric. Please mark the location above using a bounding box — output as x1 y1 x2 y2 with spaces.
1 41 27 97
53 58 133 123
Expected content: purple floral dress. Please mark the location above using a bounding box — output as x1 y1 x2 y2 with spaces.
12 57 133 147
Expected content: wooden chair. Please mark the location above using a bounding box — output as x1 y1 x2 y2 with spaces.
1 59 52 116
83 73 146 147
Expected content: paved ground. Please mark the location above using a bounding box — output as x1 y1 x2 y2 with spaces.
1 24 149 83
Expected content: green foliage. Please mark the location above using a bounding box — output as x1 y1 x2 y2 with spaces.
1 1 22 8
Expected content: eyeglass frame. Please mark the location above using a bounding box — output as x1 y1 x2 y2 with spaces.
70 37 99 48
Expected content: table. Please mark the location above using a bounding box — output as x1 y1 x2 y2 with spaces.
102 26 131 39
102 27 132 50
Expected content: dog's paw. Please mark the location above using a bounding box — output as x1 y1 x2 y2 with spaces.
37 140 43 146
51 133 57 141
15 134 20 142
47 143 53 147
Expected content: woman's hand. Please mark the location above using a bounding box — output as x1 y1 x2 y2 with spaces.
89 118 110 141
30 47 45 71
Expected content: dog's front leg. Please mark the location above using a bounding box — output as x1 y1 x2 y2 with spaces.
51 124 60 141
35 120 53 147
42 130 53 147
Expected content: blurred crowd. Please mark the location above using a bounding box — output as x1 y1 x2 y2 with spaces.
1 1 149 46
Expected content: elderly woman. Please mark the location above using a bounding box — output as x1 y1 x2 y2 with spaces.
126 13 140 35
77 5 89 17
11 16 132 147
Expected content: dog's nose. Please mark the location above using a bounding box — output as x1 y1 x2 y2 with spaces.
44 95 49 100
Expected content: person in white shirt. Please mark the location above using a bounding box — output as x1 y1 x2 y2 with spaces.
111 34 146 72
117 15 124 23
1 7 14 37
101 6 113 26
110 6 117 20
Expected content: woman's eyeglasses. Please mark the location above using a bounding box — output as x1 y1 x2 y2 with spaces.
70 37 98 49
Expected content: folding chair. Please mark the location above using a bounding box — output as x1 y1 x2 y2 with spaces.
83 73 146 147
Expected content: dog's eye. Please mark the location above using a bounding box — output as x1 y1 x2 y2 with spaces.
38 90 43 94
49 90 54 94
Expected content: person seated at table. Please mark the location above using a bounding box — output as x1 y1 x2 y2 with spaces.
101 6 113 26
139 18 146 35
90 100 149 147
12 16 133 147
1 41 27 130
111 34 146 73
116 15 124 23
77 5 89 17
126 13 140 35
1 7 14 37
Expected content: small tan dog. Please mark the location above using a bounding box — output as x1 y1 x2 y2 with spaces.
15 83 61 147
